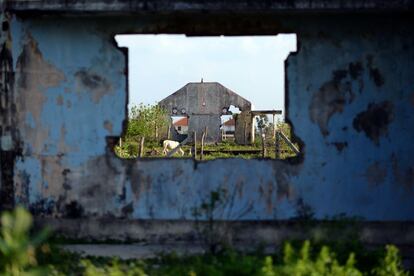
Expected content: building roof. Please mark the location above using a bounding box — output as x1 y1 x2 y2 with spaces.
173 117 188 126
159 81 252 115
223 118 235 126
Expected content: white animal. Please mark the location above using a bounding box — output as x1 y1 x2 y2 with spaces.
162 140 185 156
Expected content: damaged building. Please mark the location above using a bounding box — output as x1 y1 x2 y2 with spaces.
159 81 252 143
0 0 413 252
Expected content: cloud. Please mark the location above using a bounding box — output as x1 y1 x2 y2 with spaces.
115 34 297 112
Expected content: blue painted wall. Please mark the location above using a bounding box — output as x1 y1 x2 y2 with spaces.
9 15 414 220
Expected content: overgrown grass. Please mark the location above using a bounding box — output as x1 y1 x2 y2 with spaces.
115 121 300 160
38 242 409 276
115 137 298 160
1 207 410 275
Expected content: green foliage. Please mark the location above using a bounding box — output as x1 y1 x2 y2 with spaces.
126 103 169 142
115 103 169 158
81 259 146 276
0 208 410 276
268 240 363 276
115 108 299 160
0 207 49 275
372 245 408 276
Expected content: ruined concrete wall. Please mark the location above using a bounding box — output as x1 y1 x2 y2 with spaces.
159 82 251 115
187 114 221 143
10 17 127 216
234 111 253 145
159 82 251 143
4 12 414 222
0 6 21 211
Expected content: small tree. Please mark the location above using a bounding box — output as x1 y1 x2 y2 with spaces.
126 103 169 143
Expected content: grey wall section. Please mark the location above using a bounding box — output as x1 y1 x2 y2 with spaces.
188 115 221 143
1 2 414 234
159 82 251 142
159 82 251 115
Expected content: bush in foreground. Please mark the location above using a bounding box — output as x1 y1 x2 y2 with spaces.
0 207 410 275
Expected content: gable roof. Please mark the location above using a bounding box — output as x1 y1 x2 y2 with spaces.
223 118 235 126
173 117 188 126
159 82 252 115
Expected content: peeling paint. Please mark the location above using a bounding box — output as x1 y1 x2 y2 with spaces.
364 162 387 186
75 69 112 104
391 154 414 191
367 55 385 87
330 142 347 152
309 69 355 136
103 120 113 134
353 101 394 146
16 34 65 154
2 9 414 223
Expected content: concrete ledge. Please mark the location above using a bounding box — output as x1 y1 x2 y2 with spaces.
6 0 414 15
35 218 414 246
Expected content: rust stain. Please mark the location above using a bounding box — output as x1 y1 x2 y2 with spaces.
411 91 414 107
235 178 244 198
391 154 414 191
57 126 74 153
75 69 112 103
130 169 152 200
331 142 348 152
272 162 300 201
364 162 387 186
265 181 273 213
103 120 113 133
353 101 394 146
39 156 66 197
16 34 65 152
16 34 65 123
310 70 355 136
367 55 385 87
172 166 184 180
348 62 363 80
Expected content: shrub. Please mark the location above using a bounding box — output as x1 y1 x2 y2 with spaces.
0 207 49 275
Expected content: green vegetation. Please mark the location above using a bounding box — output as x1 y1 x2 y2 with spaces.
0 207 411 275
115 103 169 158
115 104 299 160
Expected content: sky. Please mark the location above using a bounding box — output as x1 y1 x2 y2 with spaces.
115 34 297 118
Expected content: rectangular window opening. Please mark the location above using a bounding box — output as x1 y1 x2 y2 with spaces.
114 34 300 160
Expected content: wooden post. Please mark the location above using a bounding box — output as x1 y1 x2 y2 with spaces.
272 114 276 139
193 131 197 160
275 131 281 159
279 130 300 154
243 121 247 145
155 124 158 141
167 124 171 140
250 115 255 144
261 130 265 158
139 136 145 158
201 130 206 160
119 137 122 148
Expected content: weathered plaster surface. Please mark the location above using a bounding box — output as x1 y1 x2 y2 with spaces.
1 4 413 223
159 82 251 143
